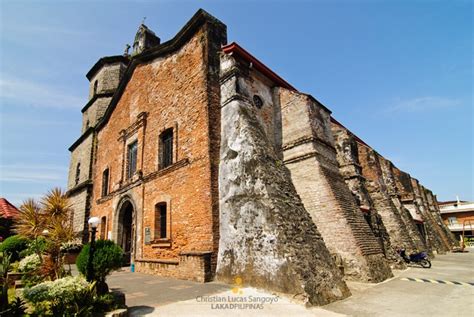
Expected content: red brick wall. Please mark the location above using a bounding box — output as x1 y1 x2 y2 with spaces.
90 25 222 280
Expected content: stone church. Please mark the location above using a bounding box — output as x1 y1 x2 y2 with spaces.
67 9 456 305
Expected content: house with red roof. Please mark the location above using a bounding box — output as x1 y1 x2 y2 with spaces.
0 198 19 241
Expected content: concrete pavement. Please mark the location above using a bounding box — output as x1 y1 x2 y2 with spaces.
324 249 474 317
106 248 474 316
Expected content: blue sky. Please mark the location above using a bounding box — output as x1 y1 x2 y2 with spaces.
0 0 472 206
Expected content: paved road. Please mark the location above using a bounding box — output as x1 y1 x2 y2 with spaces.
324 249 474 317
106 249 474 316
107 271 228 315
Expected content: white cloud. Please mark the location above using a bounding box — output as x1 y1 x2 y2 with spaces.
0 76 83 109
388 96 461 113
0 164 67 183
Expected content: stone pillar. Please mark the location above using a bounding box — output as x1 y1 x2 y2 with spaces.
331 122 403 268
378 157 428 253
217 53 350 306
357 144 417 253
279 88 392 283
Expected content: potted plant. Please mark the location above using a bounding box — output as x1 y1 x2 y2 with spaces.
60 240 82 264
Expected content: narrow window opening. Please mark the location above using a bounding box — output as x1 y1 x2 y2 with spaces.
102 168 109 197
155 203 167 239
75 163 81 185
160 129 173 169
93 80 98 95
127 141 138 179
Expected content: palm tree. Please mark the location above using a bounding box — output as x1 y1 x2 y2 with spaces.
41 188 76 279
13 188 78 279
13 199 44 240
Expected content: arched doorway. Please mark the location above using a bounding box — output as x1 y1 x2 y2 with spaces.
117 200 134 265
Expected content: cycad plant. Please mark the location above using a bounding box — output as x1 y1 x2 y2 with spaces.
13 188 77 280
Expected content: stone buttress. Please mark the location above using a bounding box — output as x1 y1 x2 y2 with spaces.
410 178 451 254
357 144 418 253
278 89 392 282
377 156 429 253
331 122 404 268
216 50 350 306
424 188 458 246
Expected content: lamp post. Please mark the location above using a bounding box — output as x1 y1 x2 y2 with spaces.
86 217 100 282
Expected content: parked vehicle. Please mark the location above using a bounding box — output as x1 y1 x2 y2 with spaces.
397 248 431 268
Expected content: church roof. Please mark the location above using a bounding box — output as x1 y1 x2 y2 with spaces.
86 55 130 81
0 198 19 219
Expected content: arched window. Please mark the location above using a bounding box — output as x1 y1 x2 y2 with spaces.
75 163 81 185
159 128 173 169
93 80 98 95
154 203 167 239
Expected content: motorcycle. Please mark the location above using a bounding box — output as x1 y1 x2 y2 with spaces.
397 248 431 268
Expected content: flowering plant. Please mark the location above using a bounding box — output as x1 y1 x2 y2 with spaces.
60 240 82 253
18 254 41 272
23 276 94 315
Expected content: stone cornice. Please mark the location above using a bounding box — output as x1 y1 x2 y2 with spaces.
68 127 94 152
86 55 130 81
118 112 148 141
66 180 93 197
81 92 114 113
96 158 190 205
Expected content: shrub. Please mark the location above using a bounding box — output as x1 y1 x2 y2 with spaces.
18 253 44 287
0 235 29 262
23 276 94 316
18 254 41 272
76 240 123 295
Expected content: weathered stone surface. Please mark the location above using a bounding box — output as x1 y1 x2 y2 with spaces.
357 145 418 253
217 53 350 306
279 89 392 283
424 189 457 246
388 166 443 254
377 156 428 253
331 122 404 268
414 180 452 252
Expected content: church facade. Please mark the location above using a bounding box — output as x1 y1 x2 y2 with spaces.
67 9 455 305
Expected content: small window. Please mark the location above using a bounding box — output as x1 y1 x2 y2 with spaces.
159 129 173 169
93 80 98 95
154 203 167 239
101 168 109 197
127 141 138 179
100 216 106 240
75 163 81 185
448 217 457 225
253 95 263 109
